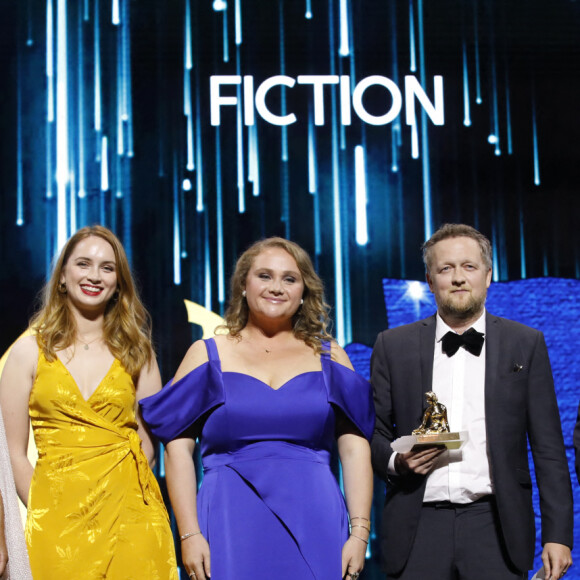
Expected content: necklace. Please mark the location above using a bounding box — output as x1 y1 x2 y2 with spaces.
76 335 103 351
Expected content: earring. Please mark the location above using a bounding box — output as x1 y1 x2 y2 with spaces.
300 299 304 305
58 282 67 294
242 290 247 298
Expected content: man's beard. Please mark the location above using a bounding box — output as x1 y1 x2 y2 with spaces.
438 291 486 321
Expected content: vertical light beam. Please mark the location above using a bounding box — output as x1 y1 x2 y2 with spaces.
339 0 349 56
354 145 369 246
56 0 70 251
409 0 416 73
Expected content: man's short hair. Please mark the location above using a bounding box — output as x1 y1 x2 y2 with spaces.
422 223 493 273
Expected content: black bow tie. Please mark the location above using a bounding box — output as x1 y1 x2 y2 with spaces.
441 328 485 357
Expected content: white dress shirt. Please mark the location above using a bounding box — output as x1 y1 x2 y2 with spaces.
423 311 493 503
387 311 494 503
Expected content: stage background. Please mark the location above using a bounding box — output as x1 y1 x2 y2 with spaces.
0 1 578 577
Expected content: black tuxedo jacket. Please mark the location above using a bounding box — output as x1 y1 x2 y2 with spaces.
370 312 573 575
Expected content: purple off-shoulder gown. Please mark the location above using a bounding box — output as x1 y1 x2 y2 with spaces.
140 339 374 579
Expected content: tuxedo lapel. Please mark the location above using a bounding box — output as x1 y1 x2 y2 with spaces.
419 315 437 406
484 312 501 431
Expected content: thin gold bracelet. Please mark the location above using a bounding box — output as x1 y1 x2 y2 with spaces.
350 533 369 545
180 531 202 541
350 524 370 532
350 516 370 522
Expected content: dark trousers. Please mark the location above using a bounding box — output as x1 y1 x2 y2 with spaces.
387 497 526 580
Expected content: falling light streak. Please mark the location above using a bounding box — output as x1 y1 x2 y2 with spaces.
94 0 102 134
417 0 433 240
279 0 289 230
123 1 133 157
46 127 54 199
409 0 416 73
16 46 24 226
117 34 125 156
158 444 165 478
84 0 89 21
112 0 120 25
195 66 204 211
307 108 317 194
519 203 526 279
411 122 419 159
235 0 242 45
204 211 213 311
390 0 401 172
473 0 482 104
488 10 501 157
77 6 86 200
354 146 369 246
56 0 70 251
26 0 34 45
308 107 321 255
69 165 77 234
177 167 186 258
222 6 229 63
305 0 312 19
185 73 195 170
100 135 109 191
505 72 512 155
173 160 182 286
46 0 54 122
185 0 193 70
328 0 346 345
462 39 471 127
339 0 349 56
236 50 245 213
248 123 260 196
279 4 288 163
115 153 123 199
532 102 540 186
491 226 499 282
215 128 225 307
313 186 322 257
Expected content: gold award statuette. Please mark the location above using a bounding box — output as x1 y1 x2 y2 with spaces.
411 391 463 450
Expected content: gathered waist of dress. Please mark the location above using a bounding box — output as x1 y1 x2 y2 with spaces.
202 440 331 472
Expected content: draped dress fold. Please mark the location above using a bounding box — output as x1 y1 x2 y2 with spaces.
140 338 374 580
27 352 178 580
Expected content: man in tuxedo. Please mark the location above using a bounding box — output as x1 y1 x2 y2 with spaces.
371 224 573 580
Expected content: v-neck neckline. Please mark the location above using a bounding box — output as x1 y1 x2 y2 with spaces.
56 356 118 403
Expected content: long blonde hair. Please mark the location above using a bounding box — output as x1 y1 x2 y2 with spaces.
220 237 332 353
31 225 154 377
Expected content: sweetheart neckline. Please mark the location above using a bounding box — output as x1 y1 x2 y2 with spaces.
222 370 321 392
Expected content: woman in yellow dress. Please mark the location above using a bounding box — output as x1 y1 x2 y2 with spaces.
0 226 178 579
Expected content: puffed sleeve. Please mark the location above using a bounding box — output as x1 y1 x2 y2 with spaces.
139 361 225 445
322 358 375 441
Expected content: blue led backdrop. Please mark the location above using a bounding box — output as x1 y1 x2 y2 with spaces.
0 1 578 578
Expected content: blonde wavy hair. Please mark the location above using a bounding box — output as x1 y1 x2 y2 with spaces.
220 237 332 353
31 225 154 378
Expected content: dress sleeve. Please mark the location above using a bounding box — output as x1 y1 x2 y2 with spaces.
139 361 225 445
322 358 375 441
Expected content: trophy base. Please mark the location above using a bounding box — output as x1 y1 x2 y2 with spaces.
391 431 468 453
413 432 462 450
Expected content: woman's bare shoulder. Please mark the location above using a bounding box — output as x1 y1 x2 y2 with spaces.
173 339 210 382
329 340 354 371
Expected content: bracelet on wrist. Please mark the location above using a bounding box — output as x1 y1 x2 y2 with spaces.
180 531 202 541
350 533 369 545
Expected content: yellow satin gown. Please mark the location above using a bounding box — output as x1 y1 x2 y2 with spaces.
26 352 178 579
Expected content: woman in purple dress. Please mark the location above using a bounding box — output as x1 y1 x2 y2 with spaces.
141 238 374 580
